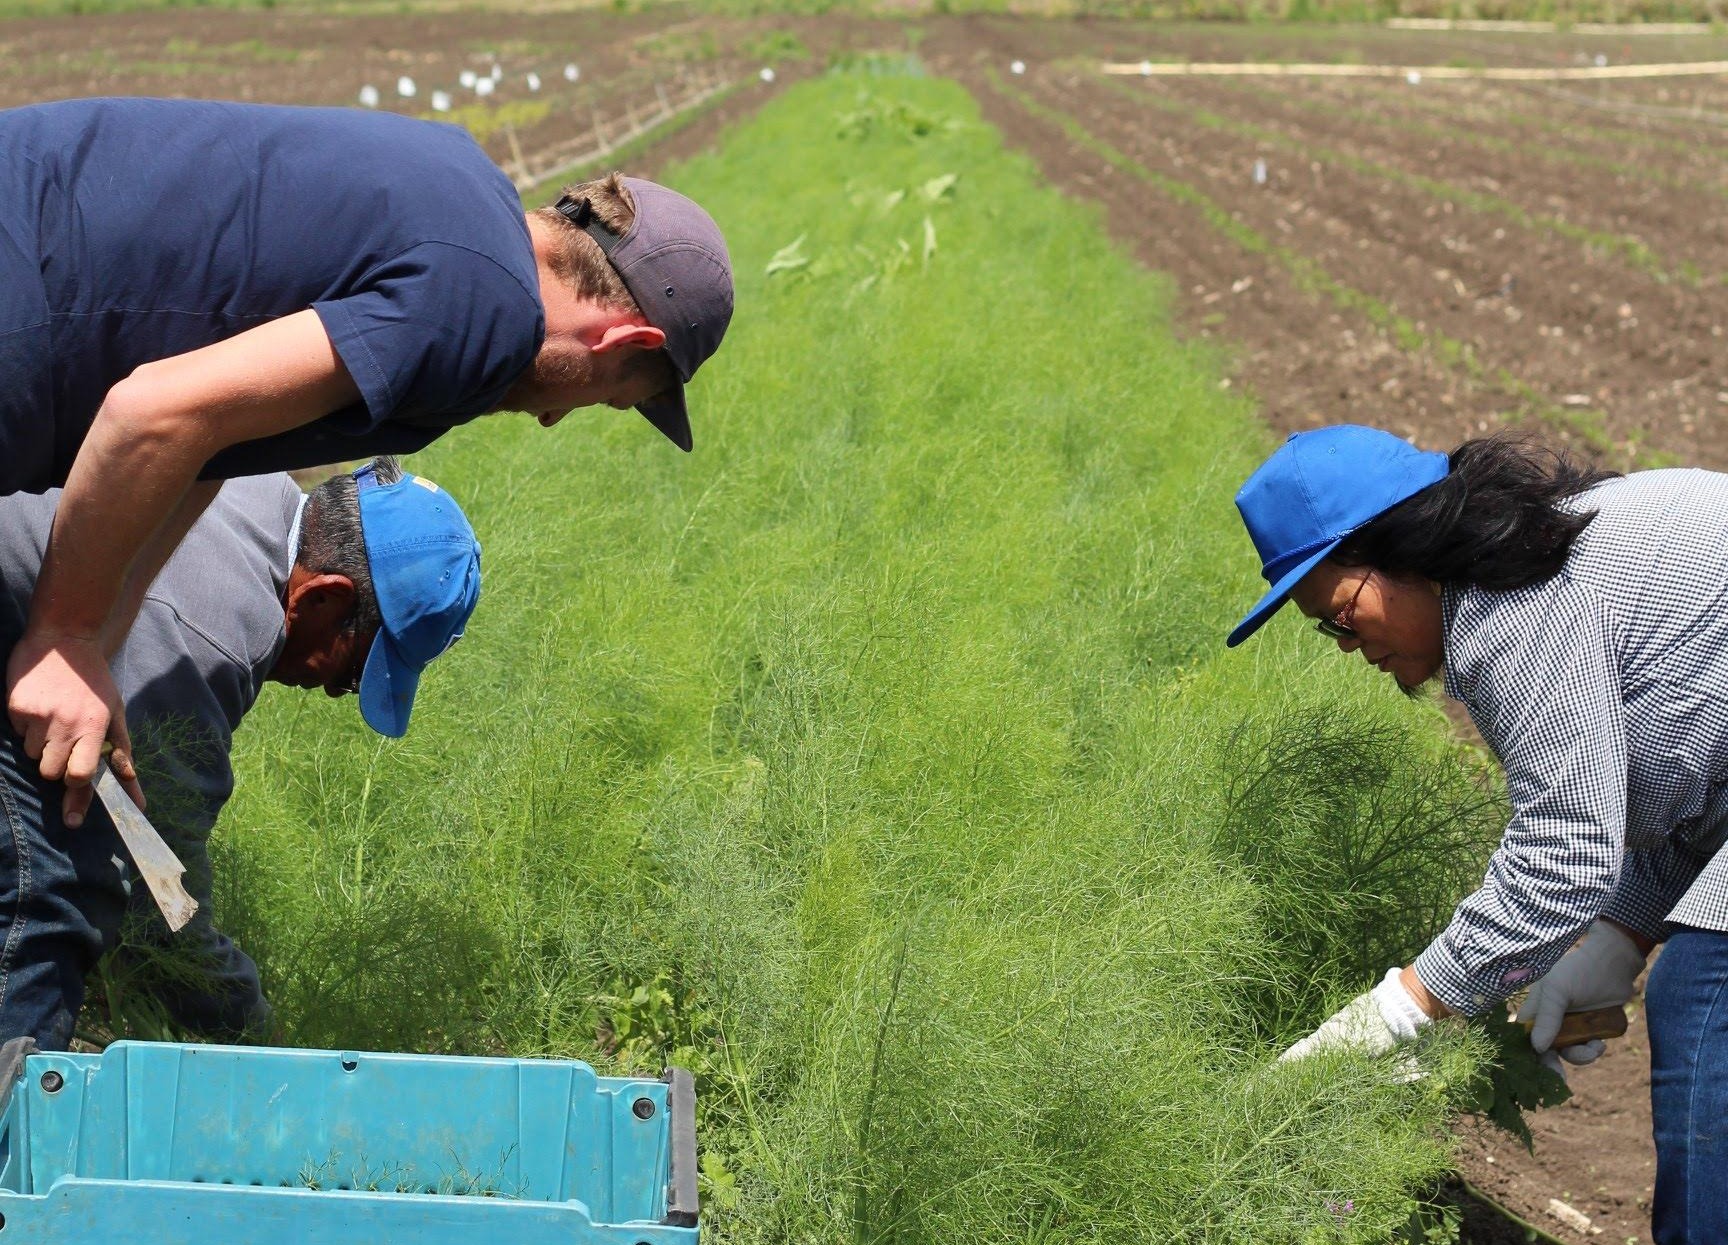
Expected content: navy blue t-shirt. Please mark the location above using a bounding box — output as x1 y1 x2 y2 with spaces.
0 98 544 493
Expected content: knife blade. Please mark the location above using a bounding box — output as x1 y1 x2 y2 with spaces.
93 761 198 933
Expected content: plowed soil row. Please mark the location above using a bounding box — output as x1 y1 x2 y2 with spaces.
946 53 1497 459
925 19 1727 474
1146 75 1728 277
0 7 897 175
953 17 1728 176
1314 74 1728 170
942 15 1728 70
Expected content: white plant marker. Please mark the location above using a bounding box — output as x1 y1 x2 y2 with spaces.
1138 60 1153 75
459 69 477 88
1252 157 1267 185
490 63 503 82
564 63 580 82
1594 53 1608 67
1010 59 1025 75
431 90 452 112
397 76 417 98
526 71 541 91
358 84 380 108
759 66 776 83
1406 69 1422 85
475 77 495 98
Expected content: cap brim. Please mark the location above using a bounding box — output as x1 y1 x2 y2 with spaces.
1225 537 1345 648
357 631 421 739
637 385 692 453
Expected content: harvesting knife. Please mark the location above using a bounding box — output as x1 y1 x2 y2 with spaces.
1527 1005 1630 1048
93 758 199 933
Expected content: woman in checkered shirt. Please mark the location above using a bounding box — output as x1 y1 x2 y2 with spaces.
1229 424 1728 1244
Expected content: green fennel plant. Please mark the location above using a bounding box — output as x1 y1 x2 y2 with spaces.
209 69 1514 1243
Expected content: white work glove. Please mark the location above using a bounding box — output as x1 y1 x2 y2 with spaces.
1515 920 1645 1066
1280 968 1433 1062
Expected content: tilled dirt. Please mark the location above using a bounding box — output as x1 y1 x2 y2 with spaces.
0 7 897 179
924 17 1727 473
1450 974 1659 1245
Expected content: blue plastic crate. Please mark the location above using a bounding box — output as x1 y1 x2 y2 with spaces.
0 1039 699 1244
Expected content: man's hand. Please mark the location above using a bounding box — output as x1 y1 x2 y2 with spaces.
1514 920 1646 1066
5 631 143 827
1281 967 1435 1061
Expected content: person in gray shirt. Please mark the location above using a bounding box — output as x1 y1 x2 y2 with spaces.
1230 426 1728 1242
0 457 481 1050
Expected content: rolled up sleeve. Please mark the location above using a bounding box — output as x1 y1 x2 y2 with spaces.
1414 579 1626 1015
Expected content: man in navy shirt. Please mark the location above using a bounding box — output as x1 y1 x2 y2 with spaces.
0 98 733 827
0 458 480 1048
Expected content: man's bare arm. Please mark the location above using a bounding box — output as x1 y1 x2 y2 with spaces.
8 310 361 823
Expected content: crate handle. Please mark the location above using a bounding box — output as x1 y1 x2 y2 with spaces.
662 1066 699 1227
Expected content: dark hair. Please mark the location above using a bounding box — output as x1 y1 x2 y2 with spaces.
295 456 404 634
1332 434 1618 590
533 172 641 312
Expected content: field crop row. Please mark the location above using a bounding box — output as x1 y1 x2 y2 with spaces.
199 66 1507 1242
925 13 1725 469
1238 76 1728 197
985 68 1659 454
1211 74 1728 219
1092 75 1704 286
0 8 857 173
985 68 1482 372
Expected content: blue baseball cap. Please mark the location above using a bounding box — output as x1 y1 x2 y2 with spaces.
353 465 482 737
1227 425 1449 648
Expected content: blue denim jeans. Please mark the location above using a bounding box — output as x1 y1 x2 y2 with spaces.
0 718 267 1049
1646 927 1728 1245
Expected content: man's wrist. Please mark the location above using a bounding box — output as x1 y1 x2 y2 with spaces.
1399 964 1452 1019
19 622 105 648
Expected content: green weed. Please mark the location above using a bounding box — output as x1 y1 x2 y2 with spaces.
163 36 303 64
296 1146 525 1197
740 29 811 62
636 27 721 63
429 100 552 145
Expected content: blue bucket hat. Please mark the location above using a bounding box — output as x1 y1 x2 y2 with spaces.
352 464 482 737
1227 425 1449 648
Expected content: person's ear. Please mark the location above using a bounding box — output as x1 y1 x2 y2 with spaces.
591 322 667 355
284 572 358 635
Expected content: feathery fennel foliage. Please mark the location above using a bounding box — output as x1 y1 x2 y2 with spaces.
208 69 1505 1242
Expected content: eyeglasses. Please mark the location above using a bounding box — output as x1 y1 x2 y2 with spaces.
1315 573 1372 640
340 626 376 696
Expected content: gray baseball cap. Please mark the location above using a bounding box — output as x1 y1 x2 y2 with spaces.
553 177 733 452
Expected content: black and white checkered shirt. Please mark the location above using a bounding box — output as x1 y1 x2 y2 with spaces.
1413 469 1728 1016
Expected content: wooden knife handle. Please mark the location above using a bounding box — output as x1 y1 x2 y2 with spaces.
1552 1005 1629 1047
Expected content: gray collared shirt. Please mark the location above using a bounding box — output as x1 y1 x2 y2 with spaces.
0 475 300 850
1414 468 1728 1014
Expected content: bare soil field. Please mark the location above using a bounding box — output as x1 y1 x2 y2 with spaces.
0 7 896 182
926 17 1728 476
3 7 1717 1241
